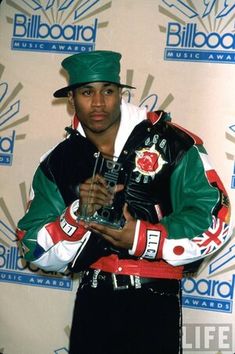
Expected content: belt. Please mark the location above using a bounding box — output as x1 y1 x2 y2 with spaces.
80 269 180 294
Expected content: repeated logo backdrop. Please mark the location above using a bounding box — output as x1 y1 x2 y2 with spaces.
9 0 104 54
1 1 235 353
160 0 235 64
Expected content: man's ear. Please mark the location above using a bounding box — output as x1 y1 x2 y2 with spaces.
68 91 74 107
119 87 123 101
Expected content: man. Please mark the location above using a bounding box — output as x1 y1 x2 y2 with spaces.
17 51 232 354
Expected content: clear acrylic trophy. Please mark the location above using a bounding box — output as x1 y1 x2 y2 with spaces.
77 152 125 229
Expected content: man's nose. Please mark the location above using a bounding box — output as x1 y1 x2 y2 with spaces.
91 93 105 106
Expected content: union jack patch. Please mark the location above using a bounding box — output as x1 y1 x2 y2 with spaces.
192 216 229 256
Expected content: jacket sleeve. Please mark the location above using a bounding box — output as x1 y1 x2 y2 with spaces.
17 166 90 272
129 144 232 266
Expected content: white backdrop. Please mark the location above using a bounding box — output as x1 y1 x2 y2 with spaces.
0 1 234 353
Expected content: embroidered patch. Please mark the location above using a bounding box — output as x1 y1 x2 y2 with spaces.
60 213 77 237
173 245 185 256
134 145 167 180
142 230 161 260
193 216 229 255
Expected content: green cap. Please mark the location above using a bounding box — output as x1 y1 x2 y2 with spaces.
53 50 135 97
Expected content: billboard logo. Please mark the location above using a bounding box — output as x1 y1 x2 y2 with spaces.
182 241 235 313
182 275 234 313
159 0 235 63
7 0 111 54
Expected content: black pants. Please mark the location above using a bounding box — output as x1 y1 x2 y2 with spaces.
69 276 182 354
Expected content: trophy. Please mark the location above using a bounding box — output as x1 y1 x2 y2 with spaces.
77 152 126 229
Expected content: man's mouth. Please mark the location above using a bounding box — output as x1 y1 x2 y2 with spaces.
90 112 107 120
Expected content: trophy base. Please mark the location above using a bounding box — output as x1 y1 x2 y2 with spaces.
77 214 124 230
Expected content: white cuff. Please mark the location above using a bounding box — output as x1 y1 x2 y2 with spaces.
128 219 141 256
70 200 80 220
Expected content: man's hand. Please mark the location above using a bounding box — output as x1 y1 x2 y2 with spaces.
78 174 124 216
87 204 136 250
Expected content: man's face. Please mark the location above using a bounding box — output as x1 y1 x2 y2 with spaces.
68 82 122 134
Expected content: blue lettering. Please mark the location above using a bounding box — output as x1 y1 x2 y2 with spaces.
166 23 181 47
182 276 235 300
37 22 50 39
0 245 6 268
63 24 77 40
13 14 97 42
0 131 15 153
13 14 27 37
81 19 97 41
192 30 207 48
217 277 235 298
221 32 234 49
166 22 235 50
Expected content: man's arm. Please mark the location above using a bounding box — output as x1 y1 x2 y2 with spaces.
17 166 90 272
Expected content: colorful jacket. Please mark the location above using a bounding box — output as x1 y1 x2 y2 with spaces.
17 101 232 279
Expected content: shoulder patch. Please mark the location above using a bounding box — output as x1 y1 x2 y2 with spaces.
147 111 162 125
147 110 171 125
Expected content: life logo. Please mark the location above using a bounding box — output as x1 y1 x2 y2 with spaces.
6 0 111 54
0 63 27 166
159 0 235 64
182 239 235 313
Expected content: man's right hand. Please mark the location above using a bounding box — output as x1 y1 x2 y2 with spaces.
78 174 124 217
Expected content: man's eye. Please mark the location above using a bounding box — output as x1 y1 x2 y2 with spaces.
104 89 113 95
82 90 92 96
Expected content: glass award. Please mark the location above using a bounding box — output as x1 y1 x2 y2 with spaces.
78 152 126 229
